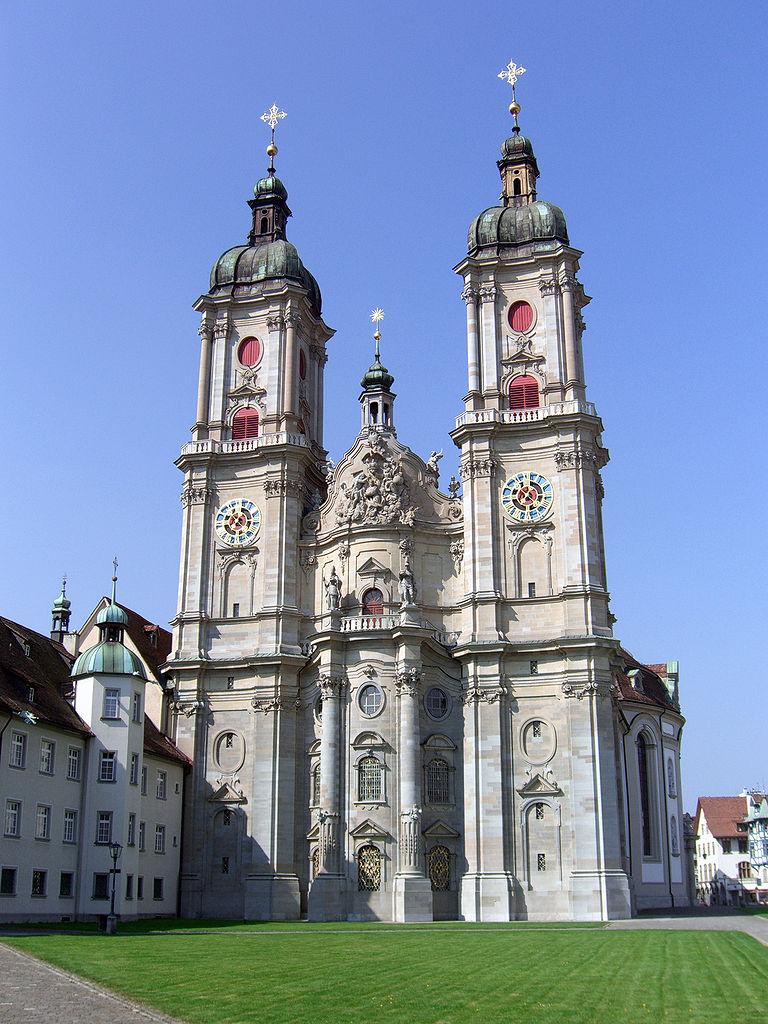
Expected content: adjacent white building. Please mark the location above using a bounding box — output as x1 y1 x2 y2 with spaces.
0 582 187 922
694 793 768 906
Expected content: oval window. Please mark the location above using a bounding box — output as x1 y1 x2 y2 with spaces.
214 731 245 773
508 301 534 333
425 687 449 720
359 684 384 718
238 336 262 367
522 719 556 764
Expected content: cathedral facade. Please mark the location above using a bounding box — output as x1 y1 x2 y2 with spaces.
167 101 690 921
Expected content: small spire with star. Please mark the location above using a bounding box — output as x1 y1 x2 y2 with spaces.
249 103 292 244
50 574 72 641
360 307 396 434
495 60 539 206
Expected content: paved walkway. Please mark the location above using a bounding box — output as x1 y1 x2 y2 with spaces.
607 911 768 946
0 942 182 1024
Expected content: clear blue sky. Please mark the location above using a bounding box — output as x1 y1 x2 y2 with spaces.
1 1 765 809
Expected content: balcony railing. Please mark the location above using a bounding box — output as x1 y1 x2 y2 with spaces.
454 399 597 431
179 432 309 457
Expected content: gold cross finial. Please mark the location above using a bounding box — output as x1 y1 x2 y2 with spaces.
370 308 385 358
498 60 526 129
260 103 287 171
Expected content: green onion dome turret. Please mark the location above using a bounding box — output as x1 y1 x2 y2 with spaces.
71 572 145 680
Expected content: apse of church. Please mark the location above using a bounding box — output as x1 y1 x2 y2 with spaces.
167 74 689 922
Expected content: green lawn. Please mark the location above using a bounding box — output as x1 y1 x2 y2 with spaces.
5 926 767 1023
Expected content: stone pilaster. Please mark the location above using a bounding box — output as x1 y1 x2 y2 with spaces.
308 673 347 920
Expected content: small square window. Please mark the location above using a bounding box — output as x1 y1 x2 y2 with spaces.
532 721 542 738
103 689 121 719
535 803 545 820
232 603 240 618
222 856 229 875
227 676 235 690
530 660 539 676
153 877 164 901
527 582 536 598
31 869 47 896
59 872 74 898
0 866 17 895
537 853 546 872
92 873 109 900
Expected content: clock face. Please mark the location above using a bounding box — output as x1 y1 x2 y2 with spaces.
215 499 261 547
501 472 554 524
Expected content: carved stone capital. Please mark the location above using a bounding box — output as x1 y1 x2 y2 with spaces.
458 457 497 481
198 320 213 341
449 539 464 570
554 444 609 472
479 285 497 303
318 674 347 699
180 486 214 507
213 319 230 340
395 668 422 697
168 698 205 717
561 680 600 700
538 276 558 296
284 311 301 327
460 285 478 305
558 272 578 292
251 694 301 714
266 315 284 331
461 685 505 705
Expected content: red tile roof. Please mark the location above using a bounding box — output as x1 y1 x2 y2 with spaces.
695 796 748 839
144 714 191 767
613 648 674 710
0 616 91 736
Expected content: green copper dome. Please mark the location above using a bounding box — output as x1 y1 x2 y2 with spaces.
500 133 537 162
253 174 288 201
468 200 568 252
210 239 322 315
71 640 146 679
96 602 129 626
361 356 394 391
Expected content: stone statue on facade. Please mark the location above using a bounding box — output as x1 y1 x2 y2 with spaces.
324 565 342 611
426 450 443 480
399 558 417 607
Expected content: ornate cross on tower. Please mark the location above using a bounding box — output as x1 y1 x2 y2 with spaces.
260 102 287 172
497 59 526 131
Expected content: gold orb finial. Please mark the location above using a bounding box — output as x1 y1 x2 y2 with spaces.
509 100 521 116
266 142 278 158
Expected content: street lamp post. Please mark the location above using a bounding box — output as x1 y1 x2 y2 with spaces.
106 840 123 935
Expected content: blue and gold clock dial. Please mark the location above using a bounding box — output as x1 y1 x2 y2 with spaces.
215 499 261 547
501 472 554 524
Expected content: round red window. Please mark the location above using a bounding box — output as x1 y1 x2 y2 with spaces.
508 301 534 333
238 336 262 367
299 349 307 380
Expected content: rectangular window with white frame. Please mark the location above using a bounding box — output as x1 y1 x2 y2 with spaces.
9 732 26 769
92 873 109 900
141 766 147 795
132 691 142 723
138 820 146 852
156 771 167 800
63 808 78 844
39 739 55 775
96 811 112 845
66 746 81 781
153 877 164 901
127 813 136 847
4 800 21 837
154 824 165 854
59 872 74 898
31 869 47 897
137 875 144 900
35 804 51 840
103 688 121 719
98 751 116 783
125 874 134 900
130 752 140 786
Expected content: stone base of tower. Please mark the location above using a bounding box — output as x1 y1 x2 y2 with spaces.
460 872 514 921
307 874 346 921
244 873 301 921
568 869 632 920
393 874 433 923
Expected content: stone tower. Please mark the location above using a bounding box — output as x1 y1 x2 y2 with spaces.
451 93 632 919
169 128 334 919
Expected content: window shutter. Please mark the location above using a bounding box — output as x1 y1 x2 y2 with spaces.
509 375 540 410
508 301 534 333
232 408 259 440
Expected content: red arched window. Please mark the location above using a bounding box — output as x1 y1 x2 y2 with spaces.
232 407 259 440
509 375 539 410
237 336 262 367
508 301 534 333
361 588 384 616
299 349 307 380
